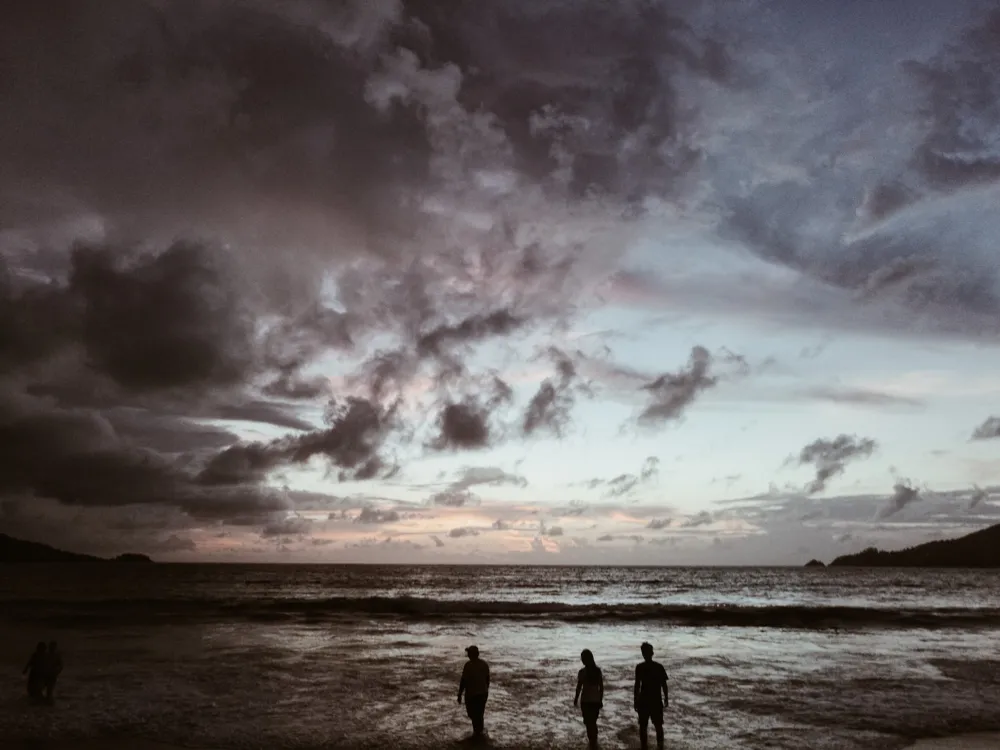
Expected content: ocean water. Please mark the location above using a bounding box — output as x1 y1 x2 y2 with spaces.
2 565 1000 749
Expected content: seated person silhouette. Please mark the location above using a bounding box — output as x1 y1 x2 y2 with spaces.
22 642 47 702
457 645 490 738
574 649 604 749
634 642 668 750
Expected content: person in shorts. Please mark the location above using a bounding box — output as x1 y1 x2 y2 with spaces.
634 642 668 750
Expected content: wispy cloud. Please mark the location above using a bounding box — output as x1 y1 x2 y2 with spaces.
584 456 661 499
800 386 924 409
794 435 878 494
878 481 922 519
972 416 1000 441
638 347 719 425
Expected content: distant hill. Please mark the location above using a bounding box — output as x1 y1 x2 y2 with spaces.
0 534 153 563
830 524 1000 568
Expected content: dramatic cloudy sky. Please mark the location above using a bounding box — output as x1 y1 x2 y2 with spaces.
3 0 1000 564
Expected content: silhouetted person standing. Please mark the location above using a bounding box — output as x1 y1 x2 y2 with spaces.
634 642 668 750
458 645 490 738
574 649 604 749
43 640 62 702
22 642 46 701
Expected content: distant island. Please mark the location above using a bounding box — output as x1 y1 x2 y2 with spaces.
804 559 826 568
0 534 153 563
823 523 1000 568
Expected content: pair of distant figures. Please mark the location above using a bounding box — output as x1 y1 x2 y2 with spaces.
23 641 62 704
458 642 669 750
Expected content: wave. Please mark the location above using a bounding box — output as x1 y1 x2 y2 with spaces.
5 596 1000 629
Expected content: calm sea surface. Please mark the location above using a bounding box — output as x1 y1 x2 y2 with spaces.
2 565 1000 749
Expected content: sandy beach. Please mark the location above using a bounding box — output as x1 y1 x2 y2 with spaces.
909 735 1000 749
6 566 1000 749
14 732 1000 750
12 742 211 750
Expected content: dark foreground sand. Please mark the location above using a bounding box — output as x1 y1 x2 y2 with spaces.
908 735 1000 749
15 735 1000 750
11 741 219 750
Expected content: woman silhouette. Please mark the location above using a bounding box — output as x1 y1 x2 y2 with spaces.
573 649 604 748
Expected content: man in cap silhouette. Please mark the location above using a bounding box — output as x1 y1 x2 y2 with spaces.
458 645 490 737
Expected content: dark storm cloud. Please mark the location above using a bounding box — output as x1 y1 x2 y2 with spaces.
20 0 999 564
0 0 432 246
0 396 179 507
200 397 398 485
400 0 732 198
0 236 320 543
0 0 738 547
1 240 256 392
795 435 878 495
0 393 295 531
638 346 717 425
971 416 1000 441
431 534 445 548
545 526 564 537
0 0 734 530
70 242 255 391
646 518 672 530
355 310 524 403
416 309 524 361
429 400 492 452
261 305 354 386
878 481 922 519
448 527 479 539
0 256 75 371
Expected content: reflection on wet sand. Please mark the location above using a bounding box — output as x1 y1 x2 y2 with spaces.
909 734 1000 749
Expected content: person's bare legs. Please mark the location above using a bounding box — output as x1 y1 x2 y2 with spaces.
638 711 649 750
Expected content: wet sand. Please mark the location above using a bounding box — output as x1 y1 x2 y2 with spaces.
909 735 1000 749
17 734 1000 750
12 741 219 750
